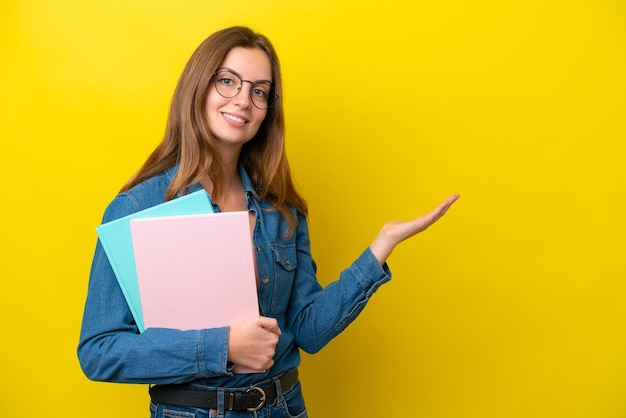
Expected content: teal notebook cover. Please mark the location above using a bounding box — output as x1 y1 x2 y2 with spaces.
96 190 214 332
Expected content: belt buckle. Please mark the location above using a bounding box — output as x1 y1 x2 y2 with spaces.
246 386 266 411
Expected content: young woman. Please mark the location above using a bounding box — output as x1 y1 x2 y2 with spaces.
78 26 459 418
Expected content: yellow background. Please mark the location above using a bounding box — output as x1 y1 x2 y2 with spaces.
1 0 625 417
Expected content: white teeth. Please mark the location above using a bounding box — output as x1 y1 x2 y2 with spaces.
224 113 246 123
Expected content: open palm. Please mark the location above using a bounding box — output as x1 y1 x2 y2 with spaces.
370 194 460 264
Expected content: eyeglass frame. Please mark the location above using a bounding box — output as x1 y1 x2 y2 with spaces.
212 69 278 110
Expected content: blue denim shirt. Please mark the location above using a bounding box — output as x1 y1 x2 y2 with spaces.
78 164 391 388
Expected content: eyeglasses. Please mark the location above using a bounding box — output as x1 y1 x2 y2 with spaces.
213 69 276 110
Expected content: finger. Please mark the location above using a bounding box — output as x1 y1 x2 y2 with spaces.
258 317 282 335
437 194 460 212
410 194 460 233
264 324 282 336
430 194 460 219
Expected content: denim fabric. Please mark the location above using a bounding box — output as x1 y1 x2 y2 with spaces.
78 164 391 392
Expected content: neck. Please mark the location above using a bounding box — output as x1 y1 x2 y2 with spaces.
218 144 242 176
199 149 245 211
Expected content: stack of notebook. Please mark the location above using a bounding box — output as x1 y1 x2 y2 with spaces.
96 190 259 372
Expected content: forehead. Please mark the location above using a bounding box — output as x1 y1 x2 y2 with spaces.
220 47 272 81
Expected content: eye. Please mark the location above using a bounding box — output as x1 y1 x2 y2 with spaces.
252 88 267 98
218 76 236 87
252 84 270 98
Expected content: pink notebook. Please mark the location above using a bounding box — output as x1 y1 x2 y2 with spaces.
129 211 260 373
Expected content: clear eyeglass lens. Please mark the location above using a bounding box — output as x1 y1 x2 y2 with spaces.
214 71 272 109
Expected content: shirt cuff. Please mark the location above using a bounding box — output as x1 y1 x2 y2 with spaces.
198 327 231 376
353 247 392 295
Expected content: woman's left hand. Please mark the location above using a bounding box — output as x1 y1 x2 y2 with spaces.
369 194 460 264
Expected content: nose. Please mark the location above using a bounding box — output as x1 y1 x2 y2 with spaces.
232 81 254 108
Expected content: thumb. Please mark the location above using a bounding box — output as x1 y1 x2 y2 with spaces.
258 316 281 336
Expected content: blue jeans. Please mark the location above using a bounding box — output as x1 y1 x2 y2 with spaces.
149 380 307 418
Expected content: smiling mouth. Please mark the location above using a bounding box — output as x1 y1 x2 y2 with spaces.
223 113 248 124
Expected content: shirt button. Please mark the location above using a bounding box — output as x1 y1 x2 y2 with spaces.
262 278 269 285
257 247 263 252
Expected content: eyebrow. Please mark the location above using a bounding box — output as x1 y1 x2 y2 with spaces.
217 67 272 85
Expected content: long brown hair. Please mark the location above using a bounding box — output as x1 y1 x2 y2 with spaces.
121 26 307 235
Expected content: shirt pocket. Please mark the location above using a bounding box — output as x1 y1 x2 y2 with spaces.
269 244 297 314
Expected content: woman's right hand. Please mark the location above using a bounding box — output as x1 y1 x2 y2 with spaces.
228 316 281 371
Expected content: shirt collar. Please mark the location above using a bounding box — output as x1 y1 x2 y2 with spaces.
238 163 257 197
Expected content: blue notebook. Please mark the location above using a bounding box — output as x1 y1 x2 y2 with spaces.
96 190 214 331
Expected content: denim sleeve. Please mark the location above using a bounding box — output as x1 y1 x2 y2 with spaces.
287 214 392 354
77 194 231 384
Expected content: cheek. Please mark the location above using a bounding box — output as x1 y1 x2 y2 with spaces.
205 92 222 113
252 110 268 127
249 118 267 138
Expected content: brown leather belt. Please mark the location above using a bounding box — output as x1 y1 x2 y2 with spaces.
149 369 298 412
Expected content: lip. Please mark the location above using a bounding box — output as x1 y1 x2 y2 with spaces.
221 111 249 127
